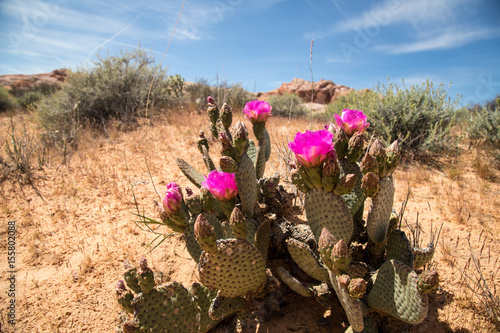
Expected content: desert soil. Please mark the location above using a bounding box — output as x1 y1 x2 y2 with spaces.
0 111 498 332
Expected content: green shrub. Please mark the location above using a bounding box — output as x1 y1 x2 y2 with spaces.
0 86 19 112
326 79 460 155
185 79 252 112
466 98 500 150
12 83 59 109
267 92 308 118
36 48 183 144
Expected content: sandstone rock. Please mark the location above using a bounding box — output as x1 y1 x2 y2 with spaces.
0 68 68 91
257 78 355 104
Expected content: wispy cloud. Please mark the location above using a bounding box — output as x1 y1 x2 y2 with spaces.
377 27 500 54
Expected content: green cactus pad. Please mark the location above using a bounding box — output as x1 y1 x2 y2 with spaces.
123 280 221 333
184 216 203 263
247 139 258 165
276 266 314 297
287 238 329 282
413 243 435 269
366 259 428 324
176 158 205 189
254 219 271 261
304 188 354 244
209 291 248 320
366 176 395 244
264 129 271 161
386 230 414 268
255 140 267 179
201 145 217 172
235 153 258 218
198 239 267 298
328 269 365 332
245 218 259 245
339 159 366 215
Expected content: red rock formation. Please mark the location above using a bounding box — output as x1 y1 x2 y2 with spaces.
257 78 355 104
0 68 68 91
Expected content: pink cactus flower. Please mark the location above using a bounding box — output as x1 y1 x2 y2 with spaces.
334 109 370 136
163 182 183 215
202 171 238 201
243 100 272 123
288 130 334 167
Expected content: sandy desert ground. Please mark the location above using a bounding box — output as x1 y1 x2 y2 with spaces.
0 110 499 332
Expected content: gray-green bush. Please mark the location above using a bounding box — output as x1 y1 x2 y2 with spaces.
467 97 500 149
186 79 252 112
36 49 181 142
326 80 460 156
267 92 307 118
0 86 19 112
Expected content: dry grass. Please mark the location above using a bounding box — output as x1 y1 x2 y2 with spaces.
0 111 499 332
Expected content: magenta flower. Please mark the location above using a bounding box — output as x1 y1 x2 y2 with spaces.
288 130 334 167
202 171 238 201
243 100 272 123
334 109 370 136
162 182 183 215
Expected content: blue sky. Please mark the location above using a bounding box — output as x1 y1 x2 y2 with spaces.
1 0 499 107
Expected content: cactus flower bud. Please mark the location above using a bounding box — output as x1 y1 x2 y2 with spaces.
219 132 235 157
202 171 238 201
318 228 336 269
334 109 370 137
194 214 217 253
207 96 219 125
139 257 148 271
220 103 233 129
197 130 209 154
334 174 356 196
184 187 203 215
324 123 337 135
232 121 249 157
338 274 351 288
369 139 387 177
116 279 127 293
360 153 378 175
332 239 351 272
361 172 380 198
385 140 401 176
219 156 237 173
333 127 348 159
418 270 439 294
229 207 247 240
137 258 155 293
346 132 364 163
288 130 334 167
348 278 367 298
162 182 183 215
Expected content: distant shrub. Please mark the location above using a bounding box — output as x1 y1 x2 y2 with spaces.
326 79 460 156
35 49 183 146
11 82 59 108
0 86 19 112
267 93 308 118
186 79 252 112
466 97 500 150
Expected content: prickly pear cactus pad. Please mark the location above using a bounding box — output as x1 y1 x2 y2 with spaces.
366 259 429 324
304 188 353 243
198 239 267 298
366 175 395 244
117 261 221 333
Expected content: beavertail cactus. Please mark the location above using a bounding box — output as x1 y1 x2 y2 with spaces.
117 100 441 333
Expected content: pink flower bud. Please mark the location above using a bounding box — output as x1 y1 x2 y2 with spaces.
162 182 183 215
334 109 370 136
201 171 238 201
243 100 272 123
288 130 334 167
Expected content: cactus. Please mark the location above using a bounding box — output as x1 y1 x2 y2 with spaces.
117 103 441 333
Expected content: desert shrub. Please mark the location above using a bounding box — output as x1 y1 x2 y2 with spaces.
0 86 19 112
11 83 59 109
267 92 308 118
466 97 500 149
185 79 252 112
326 79 460 155
36 49 179 140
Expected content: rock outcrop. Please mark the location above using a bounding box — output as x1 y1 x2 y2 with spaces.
257 78 355 104
0 68 68 91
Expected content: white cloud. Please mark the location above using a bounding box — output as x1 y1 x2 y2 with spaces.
378 27 500 54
